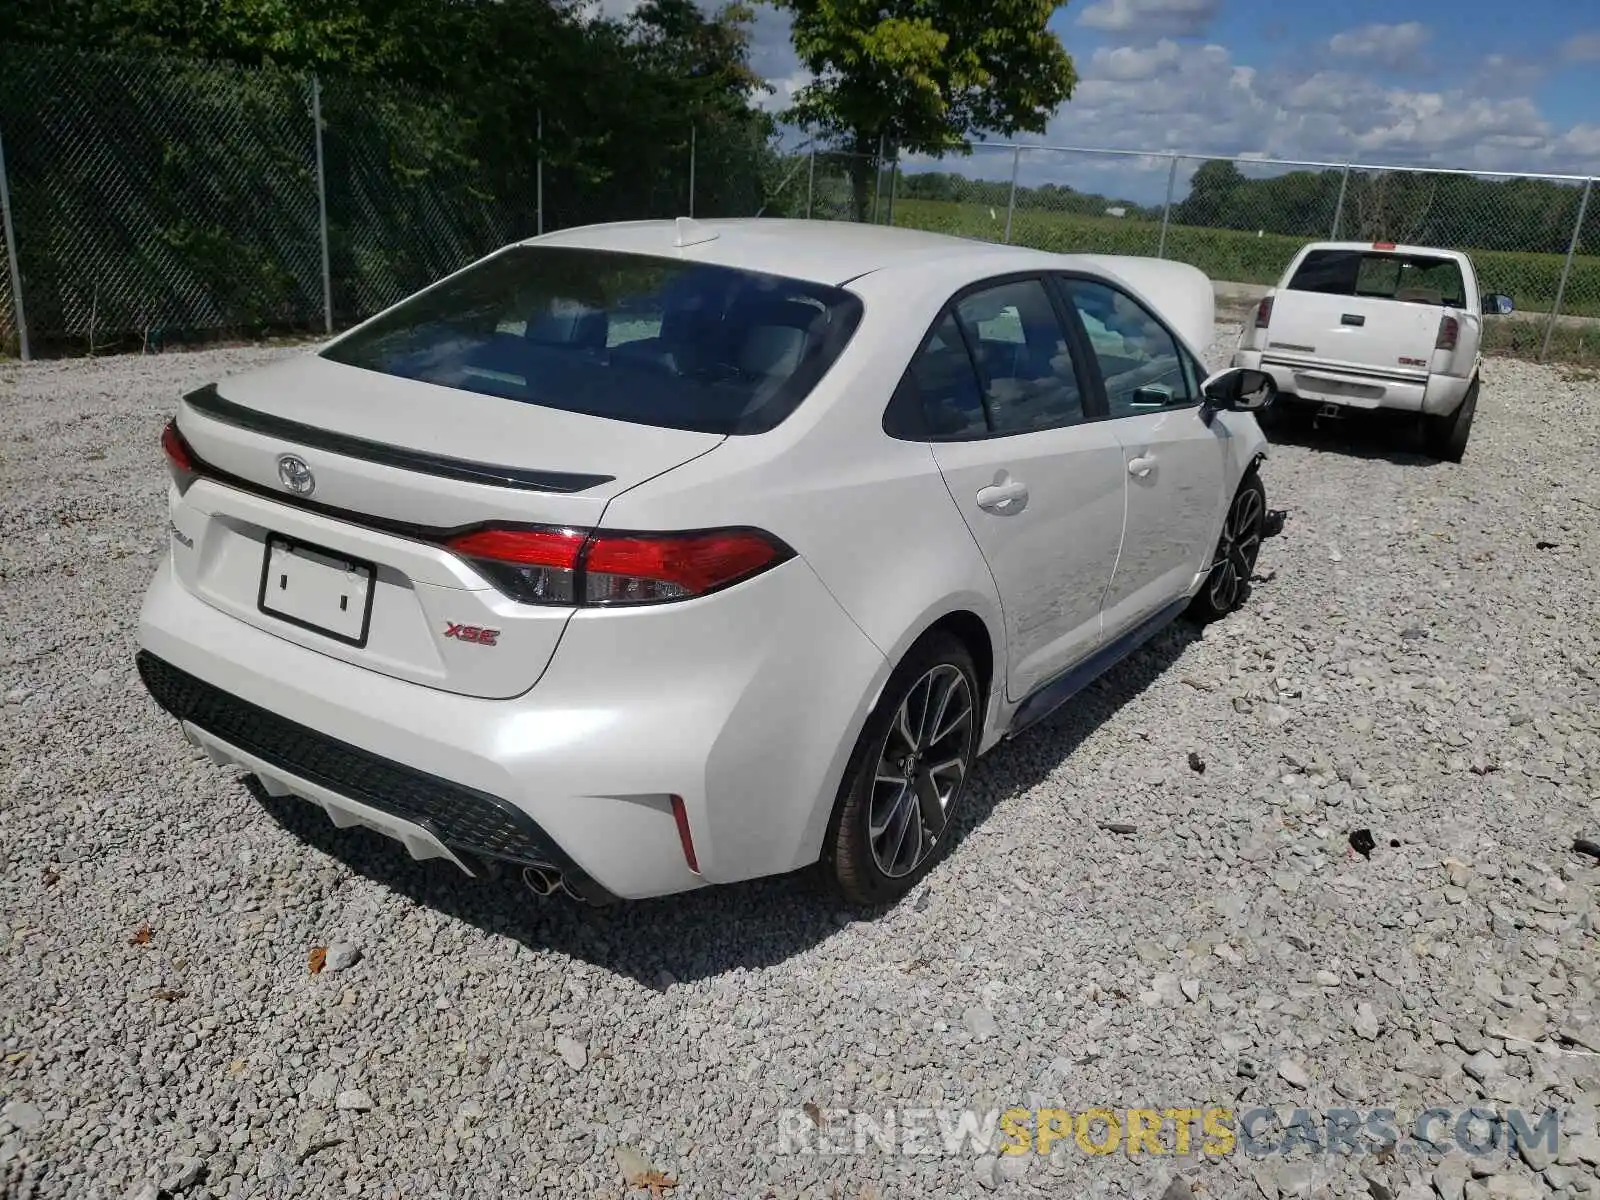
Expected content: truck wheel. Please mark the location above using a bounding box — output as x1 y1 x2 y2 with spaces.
1424 378 1478 463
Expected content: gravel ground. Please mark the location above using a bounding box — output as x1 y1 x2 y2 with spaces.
3 333 1600 1200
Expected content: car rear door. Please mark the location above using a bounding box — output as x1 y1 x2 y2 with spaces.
907 276 1127 702
1056 275 1228 639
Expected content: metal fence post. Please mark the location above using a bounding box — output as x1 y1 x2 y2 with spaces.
805 147 815 219
1156 154 1179 259
1003 145 1021 244
536 109 544 236
871 134 885 224
1542 177 1593 363
310 75 332 336
688 124 696 218
1331 163 1351 239
0 123 29 361
886 153 898 226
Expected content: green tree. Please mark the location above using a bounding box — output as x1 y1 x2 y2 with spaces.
771 0 1076 220
1174 159 1244 228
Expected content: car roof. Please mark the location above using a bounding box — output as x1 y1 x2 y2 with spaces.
524 218 1045 286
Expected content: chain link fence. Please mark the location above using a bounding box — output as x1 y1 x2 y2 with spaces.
765 140 1600 363
0 46 771 358
0 48 325 355
4 49 1597 364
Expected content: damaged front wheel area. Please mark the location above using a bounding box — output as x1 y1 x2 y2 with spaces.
1189 469 1268 623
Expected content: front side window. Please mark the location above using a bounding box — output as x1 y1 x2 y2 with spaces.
322 246 863 435
1059 278 1194 418
953 279 1085 435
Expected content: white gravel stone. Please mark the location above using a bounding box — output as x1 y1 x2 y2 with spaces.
1462 1051 1500 1082
1278 1058 1311 1088
3 338 1599 1197
334 1089 374 1113
1353 1002 1380 1041
963 1006 997 1042
159 1157 204 1192
2 1102 43 1134
323 942 361 972
972 1154 1000 1190
556 1035 588 1071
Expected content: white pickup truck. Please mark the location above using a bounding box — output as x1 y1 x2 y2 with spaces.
1232 241 1514 461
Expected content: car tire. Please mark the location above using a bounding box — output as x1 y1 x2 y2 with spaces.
824 632 982 907
1189 469 1267 623
1423 377 1477 463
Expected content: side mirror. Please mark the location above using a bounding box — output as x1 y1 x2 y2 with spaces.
1201 367 1277 413
1482 293 1514 316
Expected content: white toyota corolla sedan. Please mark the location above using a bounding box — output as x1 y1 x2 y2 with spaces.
137 219 1275 907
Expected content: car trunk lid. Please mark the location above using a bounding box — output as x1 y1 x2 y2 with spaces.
169 353 723 700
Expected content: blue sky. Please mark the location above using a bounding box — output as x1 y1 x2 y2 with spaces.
732 0 1600 201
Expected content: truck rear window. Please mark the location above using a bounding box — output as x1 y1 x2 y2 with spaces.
321 246 863 435
1287 250 1466 308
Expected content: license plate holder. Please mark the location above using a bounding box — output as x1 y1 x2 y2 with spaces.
258 534 375 647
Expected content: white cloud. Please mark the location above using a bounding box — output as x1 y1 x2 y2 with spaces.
1561 32 1600 63
1471 53 1550 96
1076 0 1220 39
1327 22 1431 67
1089 39 1185 82
1555 125 1600 162
738 5 1599 191
1017 39 1599 186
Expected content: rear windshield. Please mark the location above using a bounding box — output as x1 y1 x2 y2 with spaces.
1287 250 1466 308
321 246 863 435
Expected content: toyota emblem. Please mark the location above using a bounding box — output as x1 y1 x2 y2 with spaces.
276 454 315 496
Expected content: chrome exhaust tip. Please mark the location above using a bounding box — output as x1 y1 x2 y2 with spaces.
521 863 564 898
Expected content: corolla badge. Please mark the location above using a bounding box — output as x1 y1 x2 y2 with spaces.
276 454 315 496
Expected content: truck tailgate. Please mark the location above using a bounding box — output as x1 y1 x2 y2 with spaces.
1265 291 1442 375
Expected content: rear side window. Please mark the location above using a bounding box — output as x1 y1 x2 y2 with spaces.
888 277 1086 441
953 279 1085 435
908 313 987 438
1289 250 1466 308
321 246 863 435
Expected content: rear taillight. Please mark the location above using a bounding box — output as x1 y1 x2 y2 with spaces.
584 530 787 605
161 419 199 492
1254 296 1273 328
446 527 586 605
1436 315 1460 351
444 526 791 607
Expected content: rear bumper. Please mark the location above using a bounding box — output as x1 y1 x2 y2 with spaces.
137 650 617 901
136 556 889 899
1234 349 1468 416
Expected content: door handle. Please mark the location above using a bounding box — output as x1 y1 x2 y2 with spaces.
1127 455 1156 478
976 480 1029 514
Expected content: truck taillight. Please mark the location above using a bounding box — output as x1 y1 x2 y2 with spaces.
1254 296 1273 328
444 526 794 607
1435 315 1460 351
